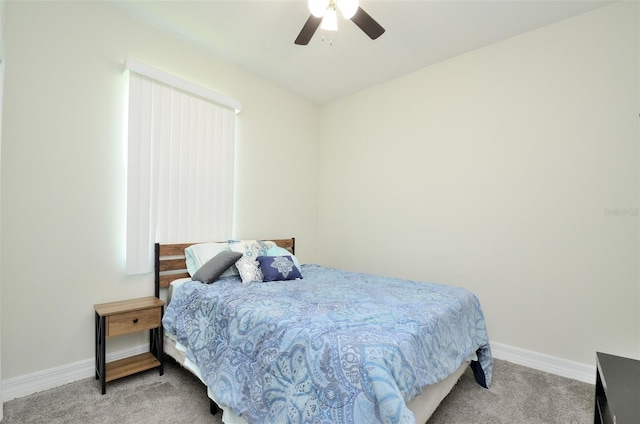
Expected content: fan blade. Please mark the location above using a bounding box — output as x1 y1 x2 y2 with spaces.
351 6 385 40
295 15 322 45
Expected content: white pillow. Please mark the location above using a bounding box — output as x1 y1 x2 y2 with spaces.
184 242 238 277
235 255 264 283
228 239 277 258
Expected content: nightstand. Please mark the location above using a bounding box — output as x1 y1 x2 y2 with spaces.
94 296 165 394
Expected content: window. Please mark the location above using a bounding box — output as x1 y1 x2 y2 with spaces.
125 59 241 275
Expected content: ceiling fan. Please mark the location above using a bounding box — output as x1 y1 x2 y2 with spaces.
295 0 385 45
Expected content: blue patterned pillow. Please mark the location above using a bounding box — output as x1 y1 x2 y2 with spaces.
256 256 303 282
266 246 301 269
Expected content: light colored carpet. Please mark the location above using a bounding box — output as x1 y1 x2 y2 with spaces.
2 358 594 423
428 359 593 423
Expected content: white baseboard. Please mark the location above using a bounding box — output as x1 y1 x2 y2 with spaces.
1 342 596 402
491 341 596 384
1 344 148 402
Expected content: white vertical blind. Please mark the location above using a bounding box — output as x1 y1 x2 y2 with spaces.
125 63 237 275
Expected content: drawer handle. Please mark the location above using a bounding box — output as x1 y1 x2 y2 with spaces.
133 318 139 324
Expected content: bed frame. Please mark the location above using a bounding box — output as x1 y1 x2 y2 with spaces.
153 237 467 423
154 238 295 299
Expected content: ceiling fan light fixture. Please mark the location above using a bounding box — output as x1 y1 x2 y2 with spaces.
320 8 338 31
308 0 329 18
337 0 358 19
295 0 383 45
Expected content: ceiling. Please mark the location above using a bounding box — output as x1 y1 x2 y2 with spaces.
114 0 612 104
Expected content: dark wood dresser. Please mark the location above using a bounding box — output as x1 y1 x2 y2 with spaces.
594 352 640 424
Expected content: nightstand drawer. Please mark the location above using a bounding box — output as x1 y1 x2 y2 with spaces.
106 307 161 337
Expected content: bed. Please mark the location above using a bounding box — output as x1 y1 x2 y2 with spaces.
156 238 492 424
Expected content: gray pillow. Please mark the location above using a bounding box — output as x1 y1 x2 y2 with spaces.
192 251 243 284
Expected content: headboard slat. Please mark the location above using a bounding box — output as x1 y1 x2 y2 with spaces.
159 272 189 289
160 258 189 272
159 243 194 257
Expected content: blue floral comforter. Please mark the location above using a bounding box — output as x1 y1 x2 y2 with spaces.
163 264 492 424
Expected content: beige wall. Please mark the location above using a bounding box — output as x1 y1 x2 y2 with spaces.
0 1 319 380
318 1 639 366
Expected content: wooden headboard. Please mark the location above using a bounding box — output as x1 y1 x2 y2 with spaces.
154 238 295 297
